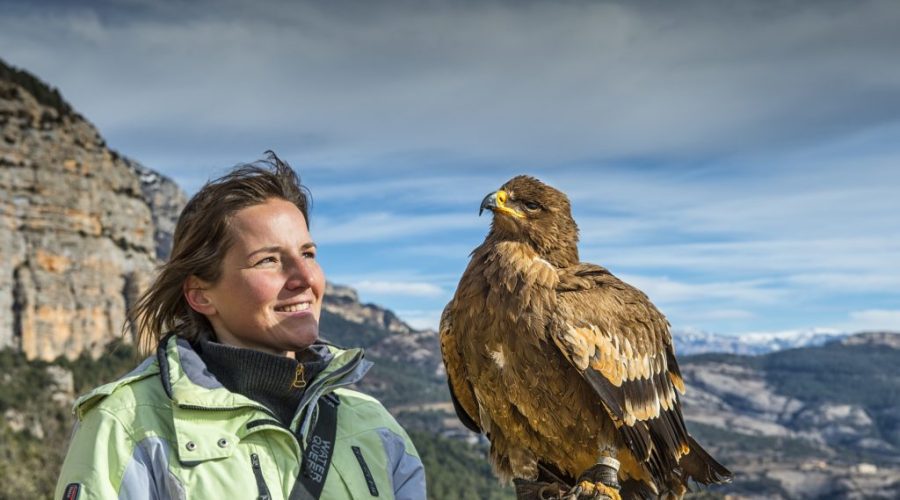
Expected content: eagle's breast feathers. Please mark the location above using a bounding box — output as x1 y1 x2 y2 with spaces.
443 240 615 480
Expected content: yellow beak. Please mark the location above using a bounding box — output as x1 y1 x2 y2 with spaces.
479 190 524 219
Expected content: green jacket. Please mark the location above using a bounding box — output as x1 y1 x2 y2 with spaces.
55 335 426 499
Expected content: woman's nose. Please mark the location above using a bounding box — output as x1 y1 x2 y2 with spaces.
285 255 316 289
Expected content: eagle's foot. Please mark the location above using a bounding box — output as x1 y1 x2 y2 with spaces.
569 455 621 500
566 480 621 500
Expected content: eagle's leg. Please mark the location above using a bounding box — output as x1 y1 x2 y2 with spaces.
567 448 621 500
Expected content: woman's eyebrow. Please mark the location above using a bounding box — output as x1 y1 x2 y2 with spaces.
247 246 281 259
247 242 316 258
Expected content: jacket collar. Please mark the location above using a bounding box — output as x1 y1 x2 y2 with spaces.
155 334 372 464
155 334 369 409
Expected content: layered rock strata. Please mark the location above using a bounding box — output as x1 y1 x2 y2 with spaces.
0 77 183 360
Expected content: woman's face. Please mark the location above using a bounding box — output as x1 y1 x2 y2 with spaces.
193 197 324 355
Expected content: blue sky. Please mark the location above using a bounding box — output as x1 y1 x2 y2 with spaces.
2 0 899 335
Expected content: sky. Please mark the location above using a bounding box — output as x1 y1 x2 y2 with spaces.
2 0 899 335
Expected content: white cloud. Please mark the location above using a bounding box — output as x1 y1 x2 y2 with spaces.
684 309 756 321
352 280 443 298
617 274 787 305
787 273 900 292
841 309 900 332
312 212 478 244
3 0 900 176
395 309 443 331
308 172 503 207
397 243 484 260
583 236 900 292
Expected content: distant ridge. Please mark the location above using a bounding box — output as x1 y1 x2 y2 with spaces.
674 327 852 356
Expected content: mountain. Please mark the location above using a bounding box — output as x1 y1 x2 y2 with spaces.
673 328 851 356
680 332 900 499
0 57 186 361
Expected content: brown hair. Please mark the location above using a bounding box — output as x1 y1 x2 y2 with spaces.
128 151 311 354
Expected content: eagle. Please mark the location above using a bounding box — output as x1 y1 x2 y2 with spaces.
440 176 732 499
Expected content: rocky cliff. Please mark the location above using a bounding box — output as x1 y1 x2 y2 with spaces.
0 60 186 360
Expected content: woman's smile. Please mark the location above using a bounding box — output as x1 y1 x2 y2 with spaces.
274 301 312 313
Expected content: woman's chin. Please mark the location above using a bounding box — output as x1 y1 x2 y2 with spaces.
282 326 319 351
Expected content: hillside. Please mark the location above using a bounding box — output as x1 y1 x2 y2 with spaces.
680 333 900 499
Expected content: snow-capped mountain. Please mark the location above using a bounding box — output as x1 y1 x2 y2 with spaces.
672 327 850 356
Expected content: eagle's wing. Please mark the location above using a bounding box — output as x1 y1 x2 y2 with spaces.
439 302 482 434
551 263 690 482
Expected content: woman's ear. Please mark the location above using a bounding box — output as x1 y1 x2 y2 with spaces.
184 276 217 316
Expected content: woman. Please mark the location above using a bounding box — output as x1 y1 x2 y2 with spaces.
55 153 426 499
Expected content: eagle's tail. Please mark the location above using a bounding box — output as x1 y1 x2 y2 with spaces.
679 435 733 485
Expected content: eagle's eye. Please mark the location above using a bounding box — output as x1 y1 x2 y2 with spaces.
523 201 541 211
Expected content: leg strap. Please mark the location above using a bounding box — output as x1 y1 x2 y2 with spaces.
578 456 621 490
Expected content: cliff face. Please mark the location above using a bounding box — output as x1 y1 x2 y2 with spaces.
0 70 185 360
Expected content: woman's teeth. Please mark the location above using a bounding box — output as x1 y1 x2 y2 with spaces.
276 303 310 312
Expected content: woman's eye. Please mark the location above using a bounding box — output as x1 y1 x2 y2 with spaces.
524 201 540 210
303 251 316 260
255 256 278 266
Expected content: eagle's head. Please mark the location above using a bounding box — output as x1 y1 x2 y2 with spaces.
480 175 579 267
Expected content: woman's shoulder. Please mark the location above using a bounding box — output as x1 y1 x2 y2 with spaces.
74 355 166 419
332 386 382 406
331 387 409 431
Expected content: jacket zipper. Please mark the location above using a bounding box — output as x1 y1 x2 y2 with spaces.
250 453 271 500
177 403 279 419
294 350 365 439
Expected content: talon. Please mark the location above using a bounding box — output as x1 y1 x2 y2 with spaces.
563 480 621 500
591 482 621 500
563 481 595 500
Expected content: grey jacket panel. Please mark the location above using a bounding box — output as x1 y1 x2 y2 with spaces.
377 427 427 500
119 437 186 500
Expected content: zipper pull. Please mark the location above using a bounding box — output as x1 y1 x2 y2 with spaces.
292 364 307 389
250 453 272 500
